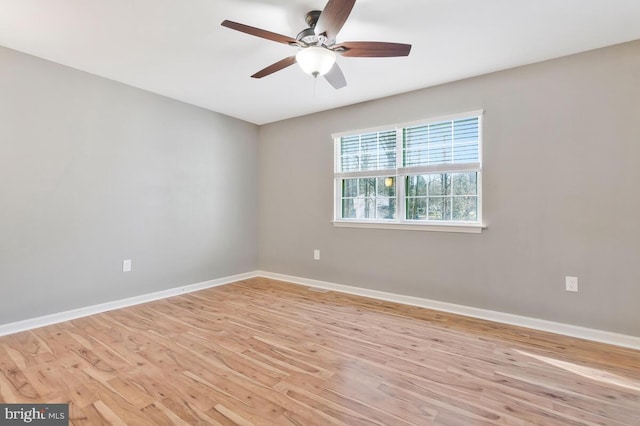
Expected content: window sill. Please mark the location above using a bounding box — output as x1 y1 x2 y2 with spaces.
332 220 485 233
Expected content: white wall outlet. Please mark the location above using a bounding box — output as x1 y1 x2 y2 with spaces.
313 249 320 261
565 276 578 292
123 259 132 272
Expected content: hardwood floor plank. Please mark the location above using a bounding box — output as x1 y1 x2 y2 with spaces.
92 399 128 425
183 368 340 426
73 401 117 425
280 373 419 426
0 277 639 425
0 344 40 400
2 332 56 368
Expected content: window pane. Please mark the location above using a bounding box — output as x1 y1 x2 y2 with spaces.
454 117 479 142
342 198 356 218
406 175 427 196
403 126 427 150
403 116 479 167
341 177 396 220
339 130 397 172
452 196 478 221
341 135 359 153
340 135 360 172
363 198 376 219
342 179 358 197
352 197 367 218
360 153 378 170
428 145 452 164
453 143 478 162
358 178 376 196
452 172 477 196
377 177 396 197
377 197 396 220
360 133 378 171
341 155 359 172
404 148 428 167
405 173 474 222
428 174 451 196
428 197 450 220
429 121 452 144
379 132 396 169
406 197 426 220
453 117 479 162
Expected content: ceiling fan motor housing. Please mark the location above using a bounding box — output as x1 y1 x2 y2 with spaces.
305 10 322 28
297 11 327 46
296 28 316 45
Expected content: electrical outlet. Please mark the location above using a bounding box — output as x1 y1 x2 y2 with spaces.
123 259 132 272
313 249 320 261
565 276 578 292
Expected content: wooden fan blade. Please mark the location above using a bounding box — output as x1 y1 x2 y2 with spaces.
324 63 347 89
315 0 356 41
335 41 412 57
221 20 298 46
251 56 297 79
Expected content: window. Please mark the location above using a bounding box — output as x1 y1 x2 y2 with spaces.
333 111 482 232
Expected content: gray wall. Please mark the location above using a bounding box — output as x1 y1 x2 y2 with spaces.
2 39 639 337
0 46 259 324
258 40 640 336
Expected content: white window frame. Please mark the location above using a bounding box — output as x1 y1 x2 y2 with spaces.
332 110 484 233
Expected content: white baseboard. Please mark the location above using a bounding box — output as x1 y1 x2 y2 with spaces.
3 270 639 351
257 270 640 351
0 271 259 338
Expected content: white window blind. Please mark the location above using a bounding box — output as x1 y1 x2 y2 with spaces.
338 129 397 173
401 116 480 175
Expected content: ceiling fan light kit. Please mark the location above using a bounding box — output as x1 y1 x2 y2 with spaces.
296 47 336 77
221 0 411 89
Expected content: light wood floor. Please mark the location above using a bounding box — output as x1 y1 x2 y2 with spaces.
1 278 639 425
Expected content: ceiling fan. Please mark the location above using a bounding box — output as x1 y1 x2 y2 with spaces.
221 0 411 89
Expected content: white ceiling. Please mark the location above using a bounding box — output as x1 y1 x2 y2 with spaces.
1 0 639 125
